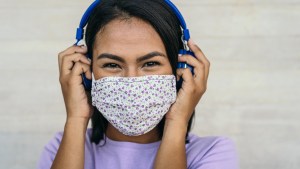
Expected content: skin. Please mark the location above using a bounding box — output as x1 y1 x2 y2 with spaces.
53 17 210 169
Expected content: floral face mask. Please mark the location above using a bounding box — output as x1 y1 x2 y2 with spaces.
91 74 177 136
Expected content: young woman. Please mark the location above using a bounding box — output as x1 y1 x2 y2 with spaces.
38 0 238 168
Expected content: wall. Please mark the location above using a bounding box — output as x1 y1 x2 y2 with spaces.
0 0 299 168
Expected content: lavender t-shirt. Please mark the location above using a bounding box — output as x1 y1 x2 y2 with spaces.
37 129 238 169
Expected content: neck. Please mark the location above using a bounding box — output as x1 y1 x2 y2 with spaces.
105 124 160 144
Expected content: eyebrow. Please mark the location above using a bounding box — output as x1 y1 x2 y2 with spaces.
96 51 166 63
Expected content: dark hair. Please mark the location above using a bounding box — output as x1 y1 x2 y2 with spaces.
85 0 195 144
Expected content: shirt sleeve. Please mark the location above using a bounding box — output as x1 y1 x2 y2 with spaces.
36 132 63 169
189 137 239 169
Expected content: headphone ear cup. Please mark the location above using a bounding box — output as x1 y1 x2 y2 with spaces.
176 49 195 90
177 49 195 74
82 74 92 91
82 54 92 91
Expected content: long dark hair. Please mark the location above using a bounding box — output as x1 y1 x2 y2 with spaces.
85 0 195 144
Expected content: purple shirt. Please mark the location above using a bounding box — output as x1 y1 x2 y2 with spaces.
37 129 238 169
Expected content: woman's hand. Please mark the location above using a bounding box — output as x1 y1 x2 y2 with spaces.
166 39 210 127
58 45 92 121
51 45 92 169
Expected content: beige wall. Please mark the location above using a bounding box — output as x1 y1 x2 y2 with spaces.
0 0 299 168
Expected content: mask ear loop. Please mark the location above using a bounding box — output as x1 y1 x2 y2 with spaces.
91 73 95 81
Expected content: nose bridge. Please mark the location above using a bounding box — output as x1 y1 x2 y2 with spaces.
125 66 138 77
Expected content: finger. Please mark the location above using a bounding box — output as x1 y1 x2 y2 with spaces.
178 55 205 81
63 53 91 67
187 40 209 64
58 45 88 71
176 68 194 87
58 45 87 59
61 53 91 75
187 40 210 80
69 62 92 84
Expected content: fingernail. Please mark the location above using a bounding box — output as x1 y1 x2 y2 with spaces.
81 45 87 50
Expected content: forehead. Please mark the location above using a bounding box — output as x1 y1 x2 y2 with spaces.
93 17 166 60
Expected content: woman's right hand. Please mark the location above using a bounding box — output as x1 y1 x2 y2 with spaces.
58 45 92 121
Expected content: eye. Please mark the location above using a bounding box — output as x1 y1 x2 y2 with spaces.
143 61 161 67
102 63 121 69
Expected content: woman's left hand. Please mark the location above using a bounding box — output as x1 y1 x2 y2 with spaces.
166 39 210 127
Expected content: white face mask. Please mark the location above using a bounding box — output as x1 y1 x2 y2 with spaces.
91 74 177 136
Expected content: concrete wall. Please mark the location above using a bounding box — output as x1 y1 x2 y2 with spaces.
0 0 299 168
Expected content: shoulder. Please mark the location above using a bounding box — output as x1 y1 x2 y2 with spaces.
37 131 63 169
186 133 236 154
186 133 239 169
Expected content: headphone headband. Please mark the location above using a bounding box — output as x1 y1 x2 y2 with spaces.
75 0 190 45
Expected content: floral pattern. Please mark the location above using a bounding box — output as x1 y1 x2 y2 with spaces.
91 75 177 136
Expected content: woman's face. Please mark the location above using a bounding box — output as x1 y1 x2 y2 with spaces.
92 17 173 79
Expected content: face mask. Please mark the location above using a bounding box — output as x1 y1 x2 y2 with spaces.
91 74 177 136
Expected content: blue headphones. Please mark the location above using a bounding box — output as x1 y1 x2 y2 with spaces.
75 0 194 90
